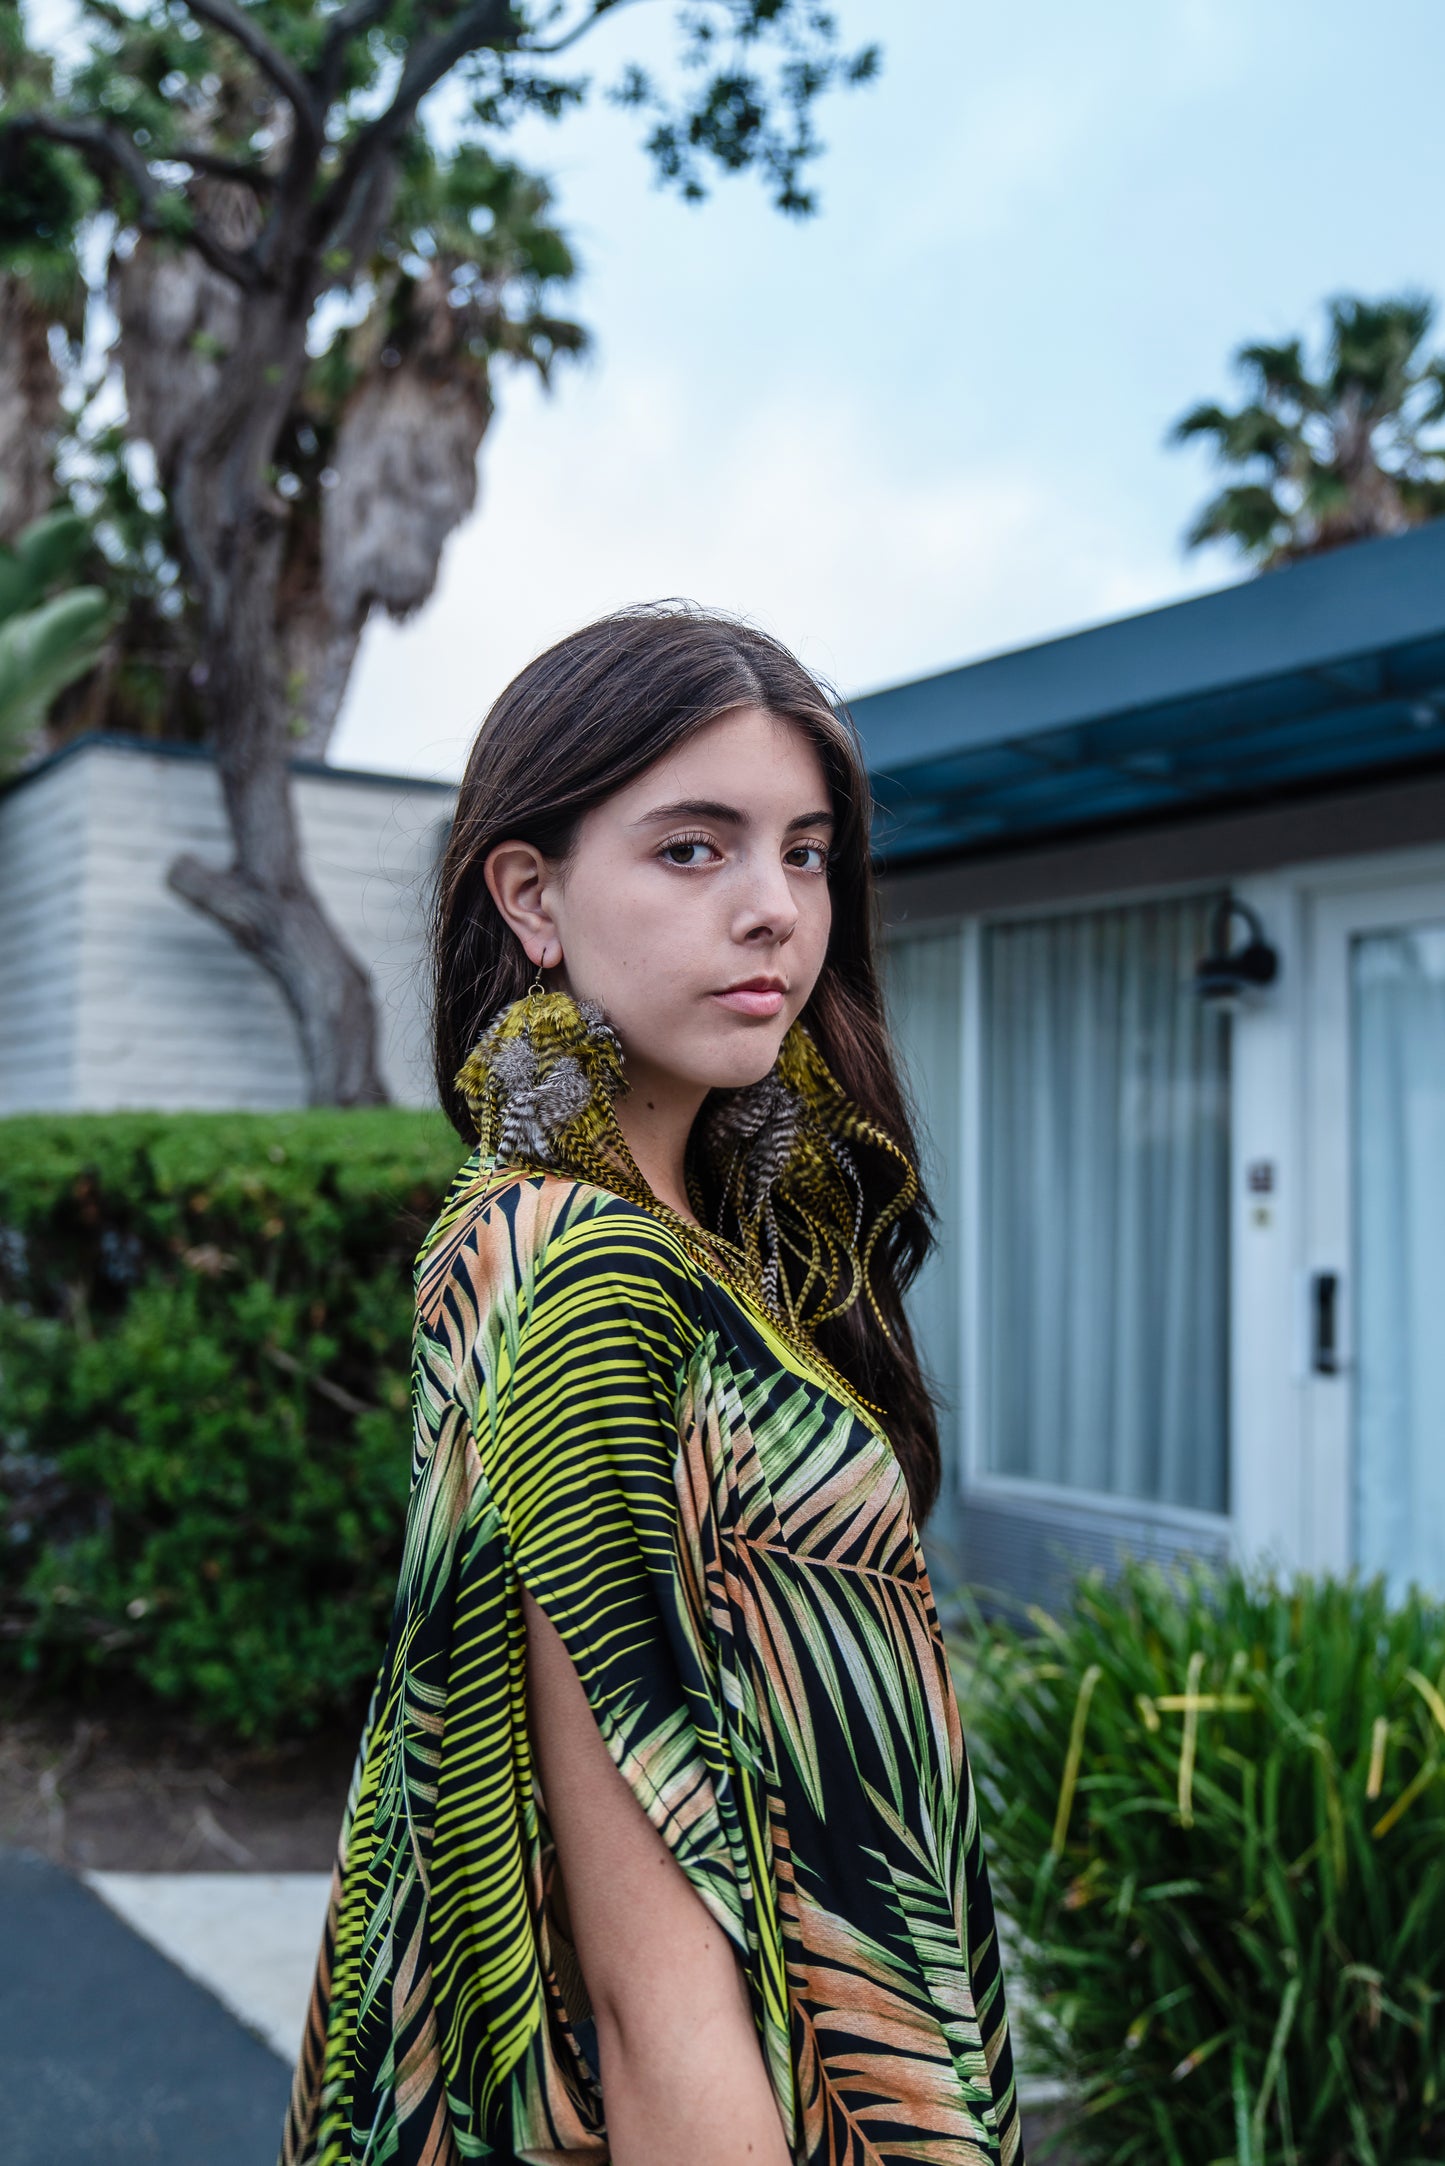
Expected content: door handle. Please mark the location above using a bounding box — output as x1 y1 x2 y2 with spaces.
1312 1271 1341 1375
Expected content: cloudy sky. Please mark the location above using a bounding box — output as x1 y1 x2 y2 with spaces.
32 0 1445 778
334 0 1445 780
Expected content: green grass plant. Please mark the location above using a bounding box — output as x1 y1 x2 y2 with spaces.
952 1562 1445 2164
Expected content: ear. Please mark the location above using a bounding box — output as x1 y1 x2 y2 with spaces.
484 839 562 970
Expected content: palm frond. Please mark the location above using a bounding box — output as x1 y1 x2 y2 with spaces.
1171 291 1445 565
0 584 111 770
1182 483 1285 557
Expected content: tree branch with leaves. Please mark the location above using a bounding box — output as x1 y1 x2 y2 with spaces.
0 0 878 1103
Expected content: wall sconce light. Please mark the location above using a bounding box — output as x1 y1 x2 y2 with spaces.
1193 898 1279 1009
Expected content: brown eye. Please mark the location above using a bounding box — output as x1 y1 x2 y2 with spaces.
660 836 719 867
786 841 829 874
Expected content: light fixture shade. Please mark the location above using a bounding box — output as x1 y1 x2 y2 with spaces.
1193 898 1280 1006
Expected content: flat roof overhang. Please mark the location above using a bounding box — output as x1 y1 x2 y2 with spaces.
850 522 1445 866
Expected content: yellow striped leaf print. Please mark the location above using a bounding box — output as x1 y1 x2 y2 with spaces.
282 1163 1025 2166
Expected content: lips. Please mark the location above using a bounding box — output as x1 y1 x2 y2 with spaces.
713 977 787 1020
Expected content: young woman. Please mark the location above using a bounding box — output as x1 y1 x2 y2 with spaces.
282 605 1025 2166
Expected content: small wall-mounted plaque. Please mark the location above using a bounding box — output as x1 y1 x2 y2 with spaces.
1247 1160 1276 1195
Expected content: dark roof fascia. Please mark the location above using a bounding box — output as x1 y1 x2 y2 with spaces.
869 741 1445 882
0 730 458 804
846 522 1445 772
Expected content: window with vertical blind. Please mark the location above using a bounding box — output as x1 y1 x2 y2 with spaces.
982 894 1230 1514
888 893 1231 1520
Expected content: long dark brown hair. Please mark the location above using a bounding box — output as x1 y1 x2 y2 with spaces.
430 603 942 1523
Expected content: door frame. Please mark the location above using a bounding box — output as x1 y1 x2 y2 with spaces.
1229 844 1445 1577
1299 861 1445 1574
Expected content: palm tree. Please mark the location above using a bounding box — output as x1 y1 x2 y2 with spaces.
0 509 112 779
1170 292 1445 567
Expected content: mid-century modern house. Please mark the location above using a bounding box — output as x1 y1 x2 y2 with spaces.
863 520 1445 1612
2 522 1442 1613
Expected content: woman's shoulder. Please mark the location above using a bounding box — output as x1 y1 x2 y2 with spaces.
415 1157 702 1332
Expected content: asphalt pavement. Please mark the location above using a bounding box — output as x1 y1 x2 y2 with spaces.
0 1848 292 2166
2 1845 1071 2163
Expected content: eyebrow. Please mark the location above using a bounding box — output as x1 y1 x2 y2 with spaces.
632 797 836 832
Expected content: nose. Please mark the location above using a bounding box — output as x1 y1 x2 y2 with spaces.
734 852 798 947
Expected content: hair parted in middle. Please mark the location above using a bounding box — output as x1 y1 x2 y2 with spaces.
429 600 943 1524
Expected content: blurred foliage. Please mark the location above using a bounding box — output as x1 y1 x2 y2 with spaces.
0 1109 464 1741
952 1561 1445 2165
0 509 113 775
1171 291 1445 567
51 420 211 747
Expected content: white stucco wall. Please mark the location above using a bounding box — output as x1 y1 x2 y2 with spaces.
0 738 455 1114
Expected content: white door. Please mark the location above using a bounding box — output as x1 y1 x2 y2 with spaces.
1305 875 1445 1592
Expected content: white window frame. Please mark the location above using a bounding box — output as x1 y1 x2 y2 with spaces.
969 879 1236 1532
893 833 1445 1578
894 873 1238 1540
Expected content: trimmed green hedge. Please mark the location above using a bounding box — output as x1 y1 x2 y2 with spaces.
953 1563 1445 2165
0 1110 463 1741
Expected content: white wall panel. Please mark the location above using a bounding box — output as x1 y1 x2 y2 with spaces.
0 756 87 1113
1 740 454 1114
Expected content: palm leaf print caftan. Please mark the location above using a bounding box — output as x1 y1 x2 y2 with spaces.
282 1159 1026 2166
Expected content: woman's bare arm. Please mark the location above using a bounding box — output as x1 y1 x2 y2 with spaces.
522 1587 792 2166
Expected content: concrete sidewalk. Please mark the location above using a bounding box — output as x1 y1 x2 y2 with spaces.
0 1849 296 2165
87 1871 332 2064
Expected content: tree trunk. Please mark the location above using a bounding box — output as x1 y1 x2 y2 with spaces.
0 273 65 542
163 273 389 1106
277 260 496 763
1330 383 1410 545
280 601 364 763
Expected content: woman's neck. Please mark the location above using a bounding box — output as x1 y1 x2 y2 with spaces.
610 1057 707 1225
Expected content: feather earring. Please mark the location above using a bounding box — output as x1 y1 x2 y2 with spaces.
456 989 916 1359
457 988 635 1173
697 1021 917 1341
